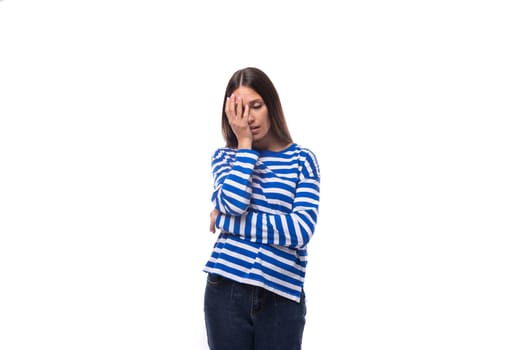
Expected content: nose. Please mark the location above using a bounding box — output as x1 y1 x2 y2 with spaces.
247 112 255 124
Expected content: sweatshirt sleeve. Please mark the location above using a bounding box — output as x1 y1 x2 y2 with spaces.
211 148 259 216
215 149 321 249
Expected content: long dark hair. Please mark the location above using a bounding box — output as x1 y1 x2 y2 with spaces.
221 67 293 148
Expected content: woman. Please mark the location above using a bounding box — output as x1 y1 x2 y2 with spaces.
204 67 321 350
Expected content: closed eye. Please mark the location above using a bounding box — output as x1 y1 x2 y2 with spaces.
249 101 264 109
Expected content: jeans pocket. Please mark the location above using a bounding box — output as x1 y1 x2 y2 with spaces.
206 273 224 286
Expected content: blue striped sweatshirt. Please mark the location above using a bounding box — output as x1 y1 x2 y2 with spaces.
203 143 321 302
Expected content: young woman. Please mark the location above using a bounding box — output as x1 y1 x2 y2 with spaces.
203 67 321 350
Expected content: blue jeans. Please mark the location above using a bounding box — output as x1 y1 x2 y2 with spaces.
204 273 306 350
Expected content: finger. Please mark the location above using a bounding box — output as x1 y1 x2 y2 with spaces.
209 213 215 232
243 103 250 120
209 209 218 233
225 94 234 120
235 96 242 118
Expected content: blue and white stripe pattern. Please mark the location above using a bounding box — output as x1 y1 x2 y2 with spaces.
204 143 321 302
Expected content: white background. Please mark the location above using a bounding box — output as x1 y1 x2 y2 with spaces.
1 1 524 349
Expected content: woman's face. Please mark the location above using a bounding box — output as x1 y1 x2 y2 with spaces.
232 86 274 148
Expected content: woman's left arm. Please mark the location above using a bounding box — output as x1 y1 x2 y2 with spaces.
214 175 320 249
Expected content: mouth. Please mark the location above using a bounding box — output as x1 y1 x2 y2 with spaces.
250 127 259 134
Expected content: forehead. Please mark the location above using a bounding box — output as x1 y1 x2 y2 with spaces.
233 86 262 101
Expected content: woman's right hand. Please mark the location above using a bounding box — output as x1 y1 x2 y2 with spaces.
225 93 252 148
209 208 219 233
